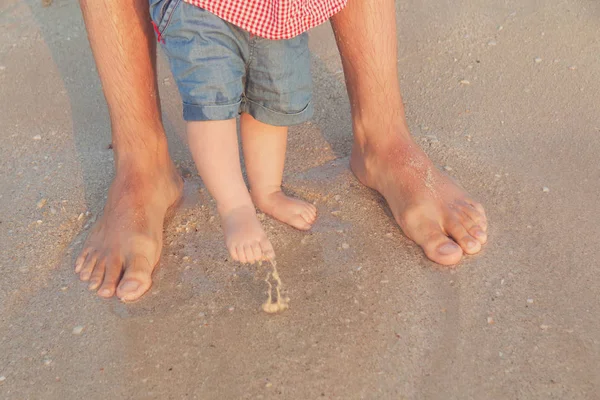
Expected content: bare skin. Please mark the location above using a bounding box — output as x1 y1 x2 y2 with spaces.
186 119 275 264
76 0 183 300
331 0 487 265
240 113 317 231
76 157 182 300
77 0 487 302
186 115 314 263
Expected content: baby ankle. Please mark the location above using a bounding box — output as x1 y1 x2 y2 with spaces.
252 186 282 203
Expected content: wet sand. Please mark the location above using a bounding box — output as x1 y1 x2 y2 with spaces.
1 0 599 398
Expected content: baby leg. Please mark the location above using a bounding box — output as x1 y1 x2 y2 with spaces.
240 113 317 230
187 119 274 263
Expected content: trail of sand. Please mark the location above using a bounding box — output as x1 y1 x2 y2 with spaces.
262 260 290 314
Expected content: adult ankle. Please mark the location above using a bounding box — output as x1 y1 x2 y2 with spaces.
114 141 172 171
352 104 412 142
111 123 169 156
353 116 416 157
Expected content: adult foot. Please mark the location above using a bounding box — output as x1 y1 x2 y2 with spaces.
220 204 275 264
351 133 487 265
253 189 317 231
75 158 183 301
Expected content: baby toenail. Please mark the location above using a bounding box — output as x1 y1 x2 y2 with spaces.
438 242 460 255
474 230 485 238
99 288 111 296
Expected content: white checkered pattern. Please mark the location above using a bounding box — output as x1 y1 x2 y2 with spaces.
183 0 348 40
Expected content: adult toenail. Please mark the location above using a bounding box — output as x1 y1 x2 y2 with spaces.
467 240 477 249
99 288 111 296
120 281 140 292
438 242 460 255
474 230 485 238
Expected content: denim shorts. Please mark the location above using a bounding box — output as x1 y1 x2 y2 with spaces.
149 0 313 126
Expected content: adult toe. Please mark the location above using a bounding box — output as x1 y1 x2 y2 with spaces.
79 251 99 281
403 218 464 265
445 218 482 255
457 206 487 243
116 255 154 302
74 248 90 273
468 200 487 223
97 257 123 298
87 258 106 290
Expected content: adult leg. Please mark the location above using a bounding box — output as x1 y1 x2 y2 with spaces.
330 0 487 265
75 0 183 300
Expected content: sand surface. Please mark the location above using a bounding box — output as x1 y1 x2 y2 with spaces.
1 0 600 398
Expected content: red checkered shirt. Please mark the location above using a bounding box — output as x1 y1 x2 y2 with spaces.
184 0 348 40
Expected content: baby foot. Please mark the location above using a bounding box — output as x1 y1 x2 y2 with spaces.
253 190 317 231
220 204 275 264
